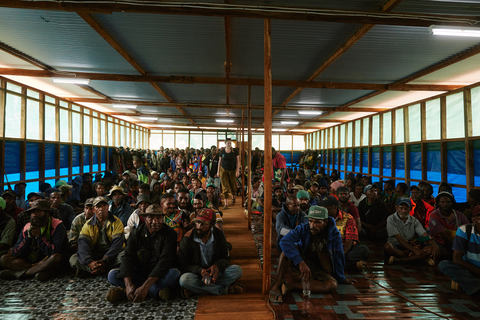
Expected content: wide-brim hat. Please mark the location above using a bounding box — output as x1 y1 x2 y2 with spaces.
136 194 151 205
108 185 127 196
25 199 51 213
142 204 163 216
1 189 17 199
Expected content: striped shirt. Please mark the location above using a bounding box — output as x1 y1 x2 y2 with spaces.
452 224 480 269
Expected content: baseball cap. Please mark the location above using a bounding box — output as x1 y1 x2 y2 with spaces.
296 190 310 200
305 206 329 220
364 184 377 193
84 198 95 206
0 197 5 210
317 196 339 207
93 196 109 207
196 208 214 224
142 204 164 216
396 197 413 207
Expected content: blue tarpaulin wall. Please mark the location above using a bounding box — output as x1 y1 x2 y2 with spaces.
447 142 466 186
60 145 69 177
474 141 480 186
72 145 80 175
395 146 405 178
5 141 20 183
93 147 99 172
340 151 345 179
354 149 360 172
83 146 90 173
427 143 441 182
26 143 39 180
372 147 380 176
383 147 391 177
347 151 352 172
362 148 368 174
101 148 106 171
45 143 56 179
410 144 422 180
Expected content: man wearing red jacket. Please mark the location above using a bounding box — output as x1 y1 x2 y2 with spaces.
0 200 66 281
410 185 435 230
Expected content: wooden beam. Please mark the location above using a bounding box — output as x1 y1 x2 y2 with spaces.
2 1 480 27
0 68 463 91
263 18 272 296
282 0 403 106
247 85 252 231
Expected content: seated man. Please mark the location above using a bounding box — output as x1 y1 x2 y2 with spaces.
439 206 480 295
384 197 440 265
336 186 361 233
69 198 95 254
429 192 469 260
109 185 134 227
410 185 434 229
358 184 390 240
190 195 223 231
178 208 243 297
269 206 356 303
276 194 308 253
161 193 189 243
70 196 125 277
49 191 76 231
0 197 16 258
177 187 194 213
139 183 160 206
320 196 370 271
0 200 66 281
1 189 24 222
205 183 222 212
106 204 180 302
124 194 151 239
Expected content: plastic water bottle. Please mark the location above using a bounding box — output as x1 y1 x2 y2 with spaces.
302 277 311 296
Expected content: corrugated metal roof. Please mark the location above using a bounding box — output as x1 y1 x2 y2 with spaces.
394 0 480 15
316 24 480 83
0 8 137 74
89 81 169 101
160 83 226 104
91 13 226 77
231 0 384 10
228 85 293 105
135 106 183 116
288 88 375 106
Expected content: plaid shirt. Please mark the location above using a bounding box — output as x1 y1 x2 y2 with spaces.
69 213 87 245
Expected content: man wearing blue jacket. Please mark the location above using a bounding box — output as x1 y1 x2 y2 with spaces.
275 194 308 253
269 206 356 303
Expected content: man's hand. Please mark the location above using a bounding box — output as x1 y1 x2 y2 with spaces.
343 278 358 284
236 171 240 178
133 285 149 303
126 283 136 301
298 261 312 282
206 265 219 282
427 244 441 261
413 248 426 257
29 226 41 238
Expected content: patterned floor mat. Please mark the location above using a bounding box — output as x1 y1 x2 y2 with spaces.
251 216 480 320
0 273 197 320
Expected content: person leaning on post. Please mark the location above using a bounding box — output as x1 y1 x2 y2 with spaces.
106 204 180 303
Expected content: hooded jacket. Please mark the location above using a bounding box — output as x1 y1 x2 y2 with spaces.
280 216 346 283
275 203 308 253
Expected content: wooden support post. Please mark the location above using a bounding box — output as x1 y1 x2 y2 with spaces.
440 97 448 183
421 102 427 181
247 85 252 230
464 89 474 193
263 18 272 296
404 107 410 185
241 109 245 207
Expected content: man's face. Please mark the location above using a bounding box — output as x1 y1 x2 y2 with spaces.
174 184 182 194
130 186 139 196
84 205 94 219
16 185 25 196
182 177 188 185
298 197 309 212
30 209 49 227
438 185 449 193
438 196 452 212
319 186 328 196
396 203 411 219
310 185 318 193
195 180 202 189
96 185 105 196
411 189 422 202
274 189 283 198
3 194 15 209
193 199 204 212
362 177 369 185
139 188 150 196
133 160 141 169
206 186 215 196
145 213 164 233
286 198 300 216
355 185 363 194
153 173 160 180
384 183 393 192
345 179 354 190
138 201 149 213
112 191 124 204
178 192 189 209
162 197 176 215
153 184 160 193
309 218 328 235
424 186 434 197
85 176 93 184
338 191 349 204
326 205 337 218
366 187 378 199
49 193 62 207
94 202 109 221
195 221 211 238
28 195 42 204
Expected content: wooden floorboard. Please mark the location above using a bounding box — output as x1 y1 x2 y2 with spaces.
195 205 274 320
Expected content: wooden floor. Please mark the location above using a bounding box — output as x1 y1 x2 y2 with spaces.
195 204 274 320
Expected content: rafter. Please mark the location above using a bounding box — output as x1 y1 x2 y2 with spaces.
1 1 480 27
0 68 463 92
224 0 231 117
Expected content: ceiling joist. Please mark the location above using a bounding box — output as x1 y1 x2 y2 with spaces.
0 68 462 92
1 1 479 27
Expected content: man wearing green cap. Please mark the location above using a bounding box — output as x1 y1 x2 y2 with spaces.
269 205 356 303
0 197 16 258
275 195 308 254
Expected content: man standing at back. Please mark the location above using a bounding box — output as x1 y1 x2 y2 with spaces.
272 148 288 188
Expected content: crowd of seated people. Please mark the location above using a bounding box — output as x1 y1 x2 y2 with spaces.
0 146 244 302
1 145 479 305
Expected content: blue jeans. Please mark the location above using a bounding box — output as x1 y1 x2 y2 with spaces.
179 265 242 295
107 268 181 299
438 260 480 295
